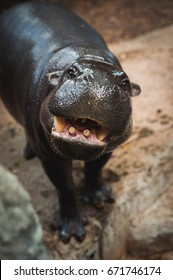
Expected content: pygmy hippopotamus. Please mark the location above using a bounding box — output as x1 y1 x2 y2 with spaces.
0 1 141 243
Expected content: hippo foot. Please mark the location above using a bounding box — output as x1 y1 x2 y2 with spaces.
51 214 88 243
24 142 36 160
84 183 115 208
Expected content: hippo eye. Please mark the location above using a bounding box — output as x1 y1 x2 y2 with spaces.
121 79 130 92
66 66 80 79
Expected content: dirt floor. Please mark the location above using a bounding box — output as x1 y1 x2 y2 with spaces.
0 0 173 259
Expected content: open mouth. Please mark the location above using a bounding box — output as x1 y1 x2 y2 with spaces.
52 116 109 144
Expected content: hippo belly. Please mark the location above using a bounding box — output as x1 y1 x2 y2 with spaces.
0 1 140 242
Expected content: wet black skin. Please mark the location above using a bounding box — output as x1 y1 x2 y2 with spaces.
0 1 141 243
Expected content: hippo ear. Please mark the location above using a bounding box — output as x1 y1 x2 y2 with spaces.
47 71 63 86
131 82 141 97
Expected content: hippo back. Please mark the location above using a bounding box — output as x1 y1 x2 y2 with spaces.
0 1 107 124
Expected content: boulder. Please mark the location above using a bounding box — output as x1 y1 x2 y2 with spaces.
0 165 49 260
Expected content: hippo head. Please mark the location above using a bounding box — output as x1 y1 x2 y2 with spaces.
40 55 140 160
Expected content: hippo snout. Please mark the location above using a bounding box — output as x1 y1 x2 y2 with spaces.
47 61 135 160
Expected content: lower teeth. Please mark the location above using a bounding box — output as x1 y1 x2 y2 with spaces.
68 127 76 135
83 129 90 137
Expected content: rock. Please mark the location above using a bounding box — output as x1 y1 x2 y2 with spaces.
127 138 173 257
102 126 173 259
0 165 49 260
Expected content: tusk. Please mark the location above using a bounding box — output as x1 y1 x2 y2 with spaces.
96 127 109 141
54 116 66 132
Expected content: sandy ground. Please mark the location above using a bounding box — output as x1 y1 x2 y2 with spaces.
0 1 173 259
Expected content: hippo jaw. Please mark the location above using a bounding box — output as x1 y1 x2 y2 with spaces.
50 116 109 160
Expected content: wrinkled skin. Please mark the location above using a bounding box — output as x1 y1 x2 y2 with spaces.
0 1 141 243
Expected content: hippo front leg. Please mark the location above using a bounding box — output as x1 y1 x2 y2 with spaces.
41 158 87 243
84 153 115 208
24 141 36 160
